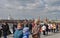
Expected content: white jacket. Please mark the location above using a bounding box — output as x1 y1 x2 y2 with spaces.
42 26 46 31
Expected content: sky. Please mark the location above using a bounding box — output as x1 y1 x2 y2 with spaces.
0 0 60 20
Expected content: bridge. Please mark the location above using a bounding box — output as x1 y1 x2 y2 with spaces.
0 20 24 23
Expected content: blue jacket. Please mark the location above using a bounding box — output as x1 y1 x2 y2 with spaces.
23 27 30 38
14 29 23 38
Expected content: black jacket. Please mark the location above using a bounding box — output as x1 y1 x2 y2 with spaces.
2 24 8 33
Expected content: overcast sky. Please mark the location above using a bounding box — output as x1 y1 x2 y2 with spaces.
0 0 60 20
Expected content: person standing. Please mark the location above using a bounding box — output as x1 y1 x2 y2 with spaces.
13 23 17 34
51 24 53 32
52 23 56 33
42 25 46 35
5 23 11 35
23 25 30 38
32 19 40 38
14 22 23 38
56 24 59 32
28 21 32 34
48 24 52 32
2 23 8 38
45 24 49 35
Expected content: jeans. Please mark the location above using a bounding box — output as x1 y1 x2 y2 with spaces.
3 32 7 38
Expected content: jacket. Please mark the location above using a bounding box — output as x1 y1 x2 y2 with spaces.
14 29 23 38
42 25 46 31
23 27 30 38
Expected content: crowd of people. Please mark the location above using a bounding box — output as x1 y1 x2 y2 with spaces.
13 19 59 38
0 19 59 38
41 23 59 35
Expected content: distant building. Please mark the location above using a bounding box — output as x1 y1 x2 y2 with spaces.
8 14 14 20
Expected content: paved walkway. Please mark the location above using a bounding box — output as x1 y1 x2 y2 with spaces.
41 32 60 38
1 32 60 38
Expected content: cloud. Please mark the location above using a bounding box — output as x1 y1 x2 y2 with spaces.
0 0 60 19
6 0 43 9
0 0 45 10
